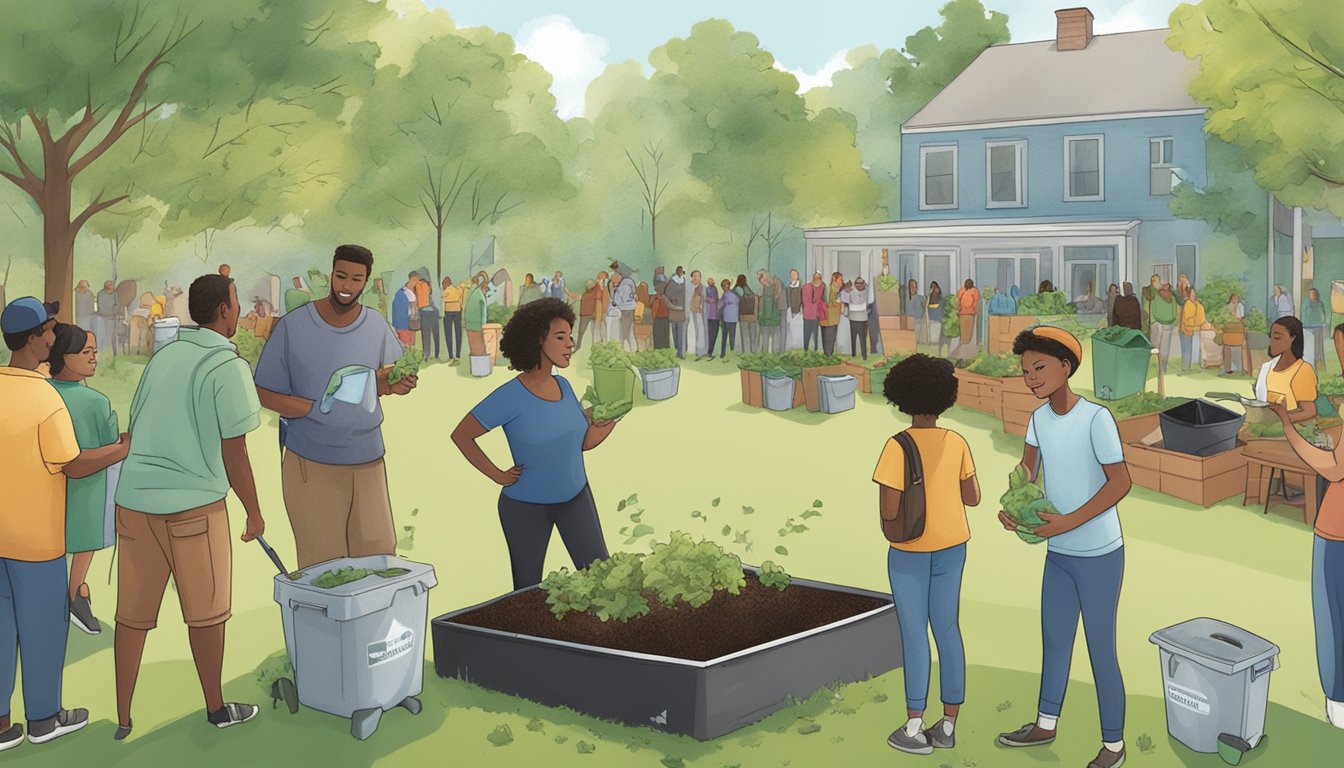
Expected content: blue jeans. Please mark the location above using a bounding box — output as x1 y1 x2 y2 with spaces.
443 312 463 359
1313 536 1344 701
1180 332 1196 369
804 319 820 350
671 320 686 359
1040 548 1125 743
888 544 967 712
0 557 69 722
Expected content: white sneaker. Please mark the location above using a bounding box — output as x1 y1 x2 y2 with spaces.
1328 699 1344 729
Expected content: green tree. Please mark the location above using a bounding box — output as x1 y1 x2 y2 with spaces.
0 0 384 319
1169 0 1344 215
1170 137 1267 259
804 0 1010 216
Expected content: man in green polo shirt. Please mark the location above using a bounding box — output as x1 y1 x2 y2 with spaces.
112 274 266 740
1148 281 1179 374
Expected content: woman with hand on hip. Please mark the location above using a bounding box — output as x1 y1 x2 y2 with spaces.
451 299 618 590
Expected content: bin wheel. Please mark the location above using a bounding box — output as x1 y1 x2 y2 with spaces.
398 696 423 716
351 707 382 741
270 677 299 715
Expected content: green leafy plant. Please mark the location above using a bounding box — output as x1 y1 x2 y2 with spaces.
254 651 294 695
999 465 1049 545
631 348 679 369
1200 276 1247 327
877 275 900 292
576 740 596 754
758 561 791 590
964 352 1021 378
388 346 423 384
311 566 410 589
487 724 514 746
486 303 515 326
1093 325 1144 344
1104 392 1190 420
1319 376 1344 396
589 341 634 370
1244 419 1330 441
1137 733 1155 754
1016 290 1077 316
526 718 545 733
1245 307 1269 334
233 327 265 370
643 533 747 608
942 310 960 340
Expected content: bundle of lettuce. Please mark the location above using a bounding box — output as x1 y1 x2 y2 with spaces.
581 385 632 422
1000 465 1056 545
388 346 423 384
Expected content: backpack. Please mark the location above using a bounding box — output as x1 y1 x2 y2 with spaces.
739 287 757 316
881 432 927 543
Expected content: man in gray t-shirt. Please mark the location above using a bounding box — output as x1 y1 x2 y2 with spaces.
254 245 416 568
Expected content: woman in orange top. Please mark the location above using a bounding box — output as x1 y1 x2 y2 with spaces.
1266 399 1344 729
956 279 980 346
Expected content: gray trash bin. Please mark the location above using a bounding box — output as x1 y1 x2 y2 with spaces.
274 555 437 740
640 366 680 401
151 317 180 352
762 374 796 411
818 374 857 414
1149 618 1279 756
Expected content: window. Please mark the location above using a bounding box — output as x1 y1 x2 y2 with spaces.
1063 246 1117 302
837 250 863 283
1064 135 1104 201
986 140 1025 207
1150 137 1176 195
920 145 958 210
974 253 1039 295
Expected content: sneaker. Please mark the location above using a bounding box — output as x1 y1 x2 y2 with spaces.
1088 745 1126 768
207 703 258 729
0 724 22 752
997 722 1057 748
1328 699 1344 729
113 721 133 741
925 718 956 749
887 722 933 755
70 592 101 635
27 709 88 744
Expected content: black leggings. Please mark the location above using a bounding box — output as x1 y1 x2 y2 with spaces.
707 319 720 356
850 319 868 359
722 321 737 355
497 485 609 590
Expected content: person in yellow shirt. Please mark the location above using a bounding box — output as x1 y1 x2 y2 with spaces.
873 353 980 755
442 276 465 365
1178 287 1206 371
1256 316 1318 422
1 297 128 749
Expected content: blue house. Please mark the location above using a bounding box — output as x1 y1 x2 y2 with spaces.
805 7 1292 312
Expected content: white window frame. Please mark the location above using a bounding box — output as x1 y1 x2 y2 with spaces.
1063 134 1105 202
985 140 1026 209
1149 136 1175 196
919 144 958 211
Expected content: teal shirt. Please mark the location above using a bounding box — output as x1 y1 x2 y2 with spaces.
115 327 262 515
49 379 118 538
1303 300 1328 329
465 286 488 332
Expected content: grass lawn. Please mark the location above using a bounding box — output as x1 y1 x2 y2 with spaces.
5 340 1339 766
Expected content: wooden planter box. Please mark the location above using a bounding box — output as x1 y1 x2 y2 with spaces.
954 369 1013 419
878 315 907 331
1000 383 1038 437
842 361 872 394
1123 438 1247 507
740 370 764 408
987 315 1037 354
483 323 503 362
875 290 902 317
803 365 849 412
880 329 917 354
1115 412 1163 445
793 379 806 408
431 571 901 740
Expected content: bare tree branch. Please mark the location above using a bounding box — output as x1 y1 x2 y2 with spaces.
72 193 130 233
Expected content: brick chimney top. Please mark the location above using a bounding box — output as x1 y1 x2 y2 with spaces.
1056 7 1095 51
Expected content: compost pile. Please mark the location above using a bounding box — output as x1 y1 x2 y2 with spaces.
294 566 411 589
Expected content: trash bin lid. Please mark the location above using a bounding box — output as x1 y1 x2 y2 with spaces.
1093 328 1151 349
1149 618 1279 675
275 554 437 622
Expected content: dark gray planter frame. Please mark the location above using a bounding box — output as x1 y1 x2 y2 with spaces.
432 569 902 740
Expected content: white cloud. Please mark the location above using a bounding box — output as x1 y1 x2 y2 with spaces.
1094 0 1171 34
516 15 610 120
775 49 851 94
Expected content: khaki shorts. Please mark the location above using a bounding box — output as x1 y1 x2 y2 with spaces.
115 501 232 630
282 453 396 569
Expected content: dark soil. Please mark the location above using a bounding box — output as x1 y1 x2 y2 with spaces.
450 573 890 662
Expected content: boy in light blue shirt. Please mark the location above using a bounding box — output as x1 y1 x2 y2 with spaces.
995 326 1133 768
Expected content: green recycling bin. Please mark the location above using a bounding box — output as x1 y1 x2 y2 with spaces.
1092 328 1152 401
593 365 635 405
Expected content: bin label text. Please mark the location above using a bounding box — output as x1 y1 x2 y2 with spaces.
1166 682 1210 716
368 620 415 668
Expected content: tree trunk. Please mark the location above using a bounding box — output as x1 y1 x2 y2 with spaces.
436 225 443 287
651 212 657 254
42 169 75 323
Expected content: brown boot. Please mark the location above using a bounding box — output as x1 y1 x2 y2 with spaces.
997 722 1057 747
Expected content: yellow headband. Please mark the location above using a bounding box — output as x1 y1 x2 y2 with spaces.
1029 325 1083 364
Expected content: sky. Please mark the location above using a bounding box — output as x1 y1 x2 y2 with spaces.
424 0 1176 119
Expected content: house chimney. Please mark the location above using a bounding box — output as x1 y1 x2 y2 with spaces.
1055 8 1094 51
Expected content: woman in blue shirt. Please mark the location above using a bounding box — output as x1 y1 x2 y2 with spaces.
451 298 620 589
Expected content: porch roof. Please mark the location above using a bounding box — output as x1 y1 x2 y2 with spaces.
804 218 1141 241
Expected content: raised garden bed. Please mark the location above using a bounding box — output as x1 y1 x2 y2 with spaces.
739 369 763 407
954 369 1008 418
432 570 900 740
1000 385 1039 437
1123 437 1247 507
841 360 872 394
987 315 1036 354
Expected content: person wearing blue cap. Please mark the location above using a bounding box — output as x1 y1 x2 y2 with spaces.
2 297 126 752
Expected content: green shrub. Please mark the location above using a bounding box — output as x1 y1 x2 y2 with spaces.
941 310 960 339
1103 392 1190 420
487 304 515 325
1245 307 1269 334
1200 277 1246 327
1319 376 1344 396
877 275 900 292
1016 290 1077 316
758 561 791 591
964 352 1021 378
589 341 634 370
631 348 679 370
233 327 264 370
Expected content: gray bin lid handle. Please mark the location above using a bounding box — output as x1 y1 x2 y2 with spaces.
1210 632 1244 649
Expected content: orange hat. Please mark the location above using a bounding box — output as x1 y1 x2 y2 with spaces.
1029 325 1083 363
